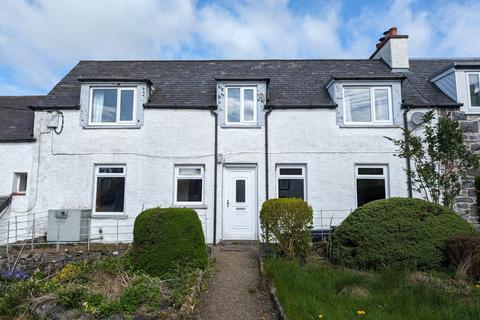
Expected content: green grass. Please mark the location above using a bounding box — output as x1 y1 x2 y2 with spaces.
265 258 480 320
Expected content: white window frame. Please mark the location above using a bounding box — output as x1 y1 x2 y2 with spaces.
92 164 126 216
467 72 480 110
343 86 393 125
13 172 28 194
225 86 257 125
174 165 205 206
275 164 307 200
354 164 389 208
88 87 137 125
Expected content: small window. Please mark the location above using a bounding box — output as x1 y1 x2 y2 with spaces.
174 165 204 204
276 165 306 199
235 179 246 203
89 87 136 125
93 165 126 215
226 86 257 125
344 86 392 124
467 73 480 108
13 173 28 194
355 165 388 207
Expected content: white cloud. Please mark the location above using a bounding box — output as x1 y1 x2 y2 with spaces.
0 0 478 95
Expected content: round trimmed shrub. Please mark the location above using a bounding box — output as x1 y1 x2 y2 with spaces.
132 207 207 276
330 198 475 271
260 198 313 258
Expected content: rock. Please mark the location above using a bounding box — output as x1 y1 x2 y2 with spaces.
30 294 63 319
105 315 126 320
338 285 370 298
460 121 479 133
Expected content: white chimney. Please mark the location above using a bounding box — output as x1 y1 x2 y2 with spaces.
370 27 409 71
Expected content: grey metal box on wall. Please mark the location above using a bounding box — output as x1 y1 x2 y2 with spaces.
47 209 91 242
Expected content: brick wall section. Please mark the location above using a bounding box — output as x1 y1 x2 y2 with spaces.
452 110 480 228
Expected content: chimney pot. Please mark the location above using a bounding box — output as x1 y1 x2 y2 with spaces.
389 27 398 36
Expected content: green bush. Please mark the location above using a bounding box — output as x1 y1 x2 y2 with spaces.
132 207 207 276
330 198 476 271
260 198 313 258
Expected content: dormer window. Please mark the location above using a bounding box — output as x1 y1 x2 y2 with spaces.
343 86 392 124
89 87 136 125
226 86 257 125
468 73 480 109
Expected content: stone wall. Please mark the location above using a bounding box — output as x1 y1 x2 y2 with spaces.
0 247 126 276
452 110 480 228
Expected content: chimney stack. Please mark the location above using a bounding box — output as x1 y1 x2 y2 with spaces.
370 27 409 71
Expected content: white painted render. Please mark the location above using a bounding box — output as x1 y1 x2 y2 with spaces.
372 37 409 71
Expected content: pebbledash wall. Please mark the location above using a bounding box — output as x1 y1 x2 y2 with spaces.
2 86 413 244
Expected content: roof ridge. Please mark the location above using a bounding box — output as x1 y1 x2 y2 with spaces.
78 58 384 63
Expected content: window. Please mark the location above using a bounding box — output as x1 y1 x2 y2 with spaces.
276 165 306 199
467 73 480 108
355 165 388 207
344 86 392 124
93 165 126 215
13 173 28 194
89 87 136 124
174 166 204 205
226 86 257 125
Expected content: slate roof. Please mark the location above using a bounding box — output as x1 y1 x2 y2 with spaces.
33 58 480 109
0 96 40 142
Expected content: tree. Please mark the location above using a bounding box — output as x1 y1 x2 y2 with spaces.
386 111 478 209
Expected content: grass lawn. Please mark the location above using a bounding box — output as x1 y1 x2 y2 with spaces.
265 257 480 320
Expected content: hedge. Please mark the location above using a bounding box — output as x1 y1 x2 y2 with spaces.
330 198 476 271
132 207 207 276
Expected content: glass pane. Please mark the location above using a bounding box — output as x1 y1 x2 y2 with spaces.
244 89 255 121
120 90 134 121
179 167 202 176
91 89 117 123
344 88 371 122
358 167 384 175
99 167 124 174
18 174 27 192
177 179 202 202
279 168 303 176
96 177 125 212
374 89 389 121
227 88 240 123
278 179 304 199
236 179 246 203
356 178 386 207
469 74 480 107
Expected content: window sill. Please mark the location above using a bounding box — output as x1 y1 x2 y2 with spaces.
220 124 261 129
91 214 129 219
172 204 208 209
340 124 400 128
464 111 480 115
83 124 142 129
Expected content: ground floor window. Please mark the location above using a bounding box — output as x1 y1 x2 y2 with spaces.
276 165 306 199
93 165 125 215
174 165 204 205
13 172 28 194
355 165 388 207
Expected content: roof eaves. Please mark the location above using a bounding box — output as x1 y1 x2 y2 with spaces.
78 78 153 85
268 104 338 109
401 102 463 109
143 104 217 110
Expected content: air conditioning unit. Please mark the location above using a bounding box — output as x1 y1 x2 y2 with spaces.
47 209 91 242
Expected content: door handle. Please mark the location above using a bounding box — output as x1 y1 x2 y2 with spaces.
227 200 230 207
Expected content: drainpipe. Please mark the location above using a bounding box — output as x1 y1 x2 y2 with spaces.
265 108 272 200
210 109 218 244
403 107 413 197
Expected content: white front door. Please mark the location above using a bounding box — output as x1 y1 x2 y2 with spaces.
224 167 257 240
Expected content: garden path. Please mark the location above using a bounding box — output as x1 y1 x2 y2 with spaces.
191 243 277 320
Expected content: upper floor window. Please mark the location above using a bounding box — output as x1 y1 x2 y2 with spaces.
468 73 480 108
89 87 136 125
343 86 392 124
226 86 257 125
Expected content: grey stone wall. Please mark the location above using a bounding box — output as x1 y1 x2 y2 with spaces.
452 110 480 228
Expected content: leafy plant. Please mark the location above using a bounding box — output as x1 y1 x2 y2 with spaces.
386 111 478 209
330 198 476 271
446 234 480 280
260 198 313 258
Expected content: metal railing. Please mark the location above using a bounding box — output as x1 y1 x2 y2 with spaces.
0 211 209 252
312 209 352 230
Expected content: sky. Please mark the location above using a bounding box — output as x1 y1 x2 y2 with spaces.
0 0 479 95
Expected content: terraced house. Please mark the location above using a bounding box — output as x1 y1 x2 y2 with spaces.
1 28 479 245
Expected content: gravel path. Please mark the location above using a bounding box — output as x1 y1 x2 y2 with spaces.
191 244 277 320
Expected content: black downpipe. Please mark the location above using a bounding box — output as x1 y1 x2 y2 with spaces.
403 107 413 198
265 108 272 200
210 109 218 244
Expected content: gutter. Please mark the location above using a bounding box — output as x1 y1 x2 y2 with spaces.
401 103 463 109
268 104 337 109
210 109 218 245
143 104 217 109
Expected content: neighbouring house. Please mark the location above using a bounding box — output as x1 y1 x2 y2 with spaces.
0 28 479 245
